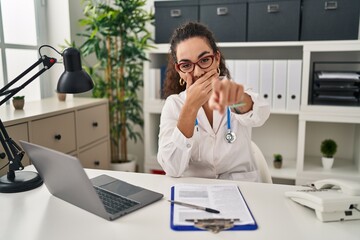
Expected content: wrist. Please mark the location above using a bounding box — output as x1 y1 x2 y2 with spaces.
232 93 253 114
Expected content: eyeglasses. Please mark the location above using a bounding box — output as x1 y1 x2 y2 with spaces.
176 54 215 73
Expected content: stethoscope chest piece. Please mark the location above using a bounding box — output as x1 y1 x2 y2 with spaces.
225 130 236 144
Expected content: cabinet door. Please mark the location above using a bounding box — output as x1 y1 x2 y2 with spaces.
78 140 109 169
30 112 76 153
0 123 29 176
77 104 108 148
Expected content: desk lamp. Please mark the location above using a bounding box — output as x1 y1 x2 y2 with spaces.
0 45 94 193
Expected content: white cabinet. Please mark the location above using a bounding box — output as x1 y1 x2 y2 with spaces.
0 98 110 176
31 112 77 153
143 41 360 185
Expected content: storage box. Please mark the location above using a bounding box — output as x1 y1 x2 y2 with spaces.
300 0 360 41
155 0 199 43
247 0 301 42
199 0 247 42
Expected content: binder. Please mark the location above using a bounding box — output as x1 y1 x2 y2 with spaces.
226 59 236 78
169 184 258 232
259 60 273 106
286 60 302 111
233 60 248 85
272 60 287 111
150 68 161 99
247 60 260 92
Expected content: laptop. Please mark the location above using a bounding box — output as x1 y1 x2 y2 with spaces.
20 141 163 221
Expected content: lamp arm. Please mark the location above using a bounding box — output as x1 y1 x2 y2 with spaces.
0 55 56 180
0 119 24 180
0 55 57 106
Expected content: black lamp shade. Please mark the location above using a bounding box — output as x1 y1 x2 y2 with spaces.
57 48 94 93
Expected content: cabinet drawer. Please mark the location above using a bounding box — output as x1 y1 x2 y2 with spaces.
155 0 199 43
0 123 30 176
30 112 76 153
200 0 247 42
77 104 108 148
248 0 301 41
79 141 109 169
301 0 360 41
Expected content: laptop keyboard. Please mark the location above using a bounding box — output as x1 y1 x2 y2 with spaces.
94 186 140 215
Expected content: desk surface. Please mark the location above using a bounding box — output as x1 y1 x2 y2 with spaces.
1 166 359 240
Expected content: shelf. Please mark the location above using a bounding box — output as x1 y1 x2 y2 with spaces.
303 156 360 178
144 99 165 113
267 159 297 180
270 110 299 115
299 109 360 123
303 40 360 52
150 40 360 53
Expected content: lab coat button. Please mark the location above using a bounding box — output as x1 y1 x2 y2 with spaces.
186 143 191 148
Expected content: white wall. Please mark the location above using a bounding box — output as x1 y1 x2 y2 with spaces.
46 0 71 98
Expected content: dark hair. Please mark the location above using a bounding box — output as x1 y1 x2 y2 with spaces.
162 22 230 98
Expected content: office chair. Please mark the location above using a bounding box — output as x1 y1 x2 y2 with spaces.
251 141 273 184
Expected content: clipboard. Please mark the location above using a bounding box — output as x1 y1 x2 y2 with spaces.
170 184 258 232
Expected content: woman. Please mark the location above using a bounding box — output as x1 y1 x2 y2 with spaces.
157 22 270 182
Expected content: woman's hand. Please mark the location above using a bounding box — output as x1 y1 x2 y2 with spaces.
209 77 250 114
184 69 218 110
176 70 218 138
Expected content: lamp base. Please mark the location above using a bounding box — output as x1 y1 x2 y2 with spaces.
0 171 43 193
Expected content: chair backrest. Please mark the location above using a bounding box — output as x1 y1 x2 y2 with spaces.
251 141 273 183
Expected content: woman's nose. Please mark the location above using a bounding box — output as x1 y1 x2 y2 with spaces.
192 64 204 78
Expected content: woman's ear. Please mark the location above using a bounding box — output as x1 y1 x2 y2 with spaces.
174 63 180 73
215 51 221 63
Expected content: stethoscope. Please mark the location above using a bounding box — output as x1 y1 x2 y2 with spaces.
195 107 236 144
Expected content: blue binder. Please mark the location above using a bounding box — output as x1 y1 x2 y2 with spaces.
170 186 258 231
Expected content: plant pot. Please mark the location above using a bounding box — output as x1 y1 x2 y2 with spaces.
12 98 25 110
110 154 137 172
321 157 334 170
57 92 66 101
273 161 282 169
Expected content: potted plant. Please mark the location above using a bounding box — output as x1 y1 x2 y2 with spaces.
320 139 337 170
12 96 25 110
77 0 154 171
273 153 283 169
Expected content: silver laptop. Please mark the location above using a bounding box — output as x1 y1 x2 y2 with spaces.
20 141 163 221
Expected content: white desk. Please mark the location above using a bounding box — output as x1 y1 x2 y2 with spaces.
0 166 359 240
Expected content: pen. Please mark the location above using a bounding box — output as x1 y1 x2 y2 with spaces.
168 200 220 214
230 102 246 108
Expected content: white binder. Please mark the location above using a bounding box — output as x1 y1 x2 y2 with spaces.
272 60 287 111
246 60 260 92
259 60 273 107
233 60 248 85
150 68 161 99
225 59 236 79
286 60 302 111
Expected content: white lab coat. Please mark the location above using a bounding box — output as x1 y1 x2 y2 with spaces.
157 90 270 182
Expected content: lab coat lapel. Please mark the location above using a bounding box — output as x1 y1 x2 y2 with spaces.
197 107 214 134
182 91 225 134
213 110 226 134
